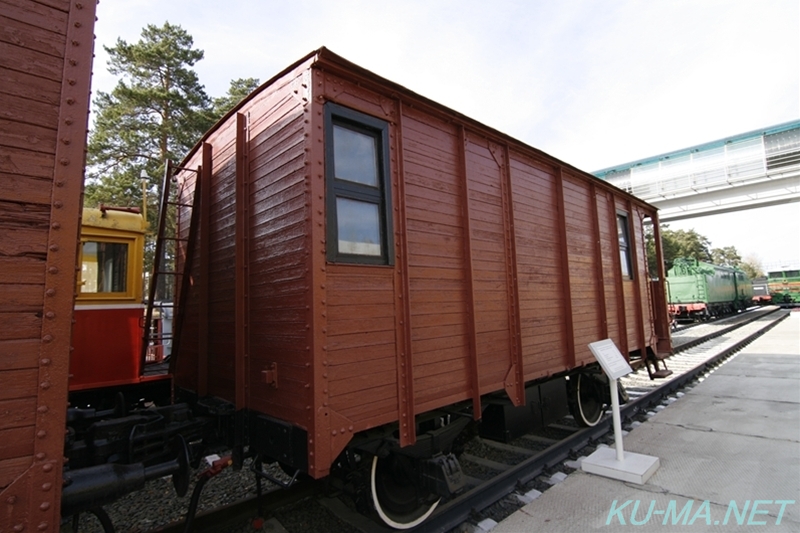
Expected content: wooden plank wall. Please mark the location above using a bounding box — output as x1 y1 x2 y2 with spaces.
206 118 237 401
402 108 470 414
240 73 311 423
319 73 408 459
316 63 665 460
172 53 666 479
463 136 514 394
174 63 314 427
562 172 604 364
0 0 96 529
511 155 568 378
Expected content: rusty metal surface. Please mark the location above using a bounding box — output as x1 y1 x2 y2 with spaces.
0 0 97 530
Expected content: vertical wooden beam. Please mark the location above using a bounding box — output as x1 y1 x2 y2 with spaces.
458 127 482 417
198 143 212 397
308 69 327 478
590 184 608 338
609 193 628 355
169 168 202 376
498 144 524 406
234 114 249 410
393 101 416 447
555 168 575 369
628 201 647 358
650 211 673 353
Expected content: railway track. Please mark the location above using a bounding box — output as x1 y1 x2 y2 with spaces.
65 307 789 533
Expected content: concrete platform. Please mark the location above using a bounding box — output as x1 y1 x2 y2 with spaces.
491 313 800 532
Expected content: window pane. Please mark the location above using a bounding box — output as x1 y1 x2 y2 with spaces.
336 197 381 256
617 216 628 248
333 124 379 186
617 215 632 279
81 241 128 293
619 250 630 278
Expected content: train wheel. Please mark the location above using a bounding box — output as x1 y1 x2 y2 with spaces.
370 454 440 529
567 373 605 427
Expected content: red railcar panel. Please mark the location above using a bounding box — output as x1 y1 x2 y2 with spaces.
71 307 144 390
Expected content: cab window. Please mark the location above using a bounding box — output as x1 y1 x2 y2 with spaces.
81 241 129 293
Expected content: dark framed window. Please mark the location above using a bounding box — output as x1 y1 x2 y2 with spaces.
616 212 633 280
325 102 394 265
80 241 129 293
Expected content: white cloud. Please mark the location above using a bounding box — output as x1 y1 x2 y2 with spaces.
90 0 800 266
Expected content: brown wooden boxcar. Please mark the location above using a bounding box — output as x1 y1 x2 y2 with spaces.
0 0 97 530
171 47 671 521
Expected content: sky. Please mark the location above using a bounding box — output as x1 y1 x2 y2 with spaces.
90 0 800 271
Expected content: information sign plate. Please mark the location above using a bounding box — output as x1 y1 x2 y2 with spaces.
588 339 633 380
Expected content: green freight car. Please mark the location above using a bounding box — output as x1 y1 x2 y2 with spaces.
767 269 800 306
667 258 754 321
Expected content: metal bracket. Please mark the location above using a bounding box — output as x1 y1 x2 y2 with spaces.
263 362 278 388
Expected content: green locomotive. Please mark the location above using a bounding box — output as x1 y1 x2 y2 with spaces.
767 269 800 306
667 258 754 321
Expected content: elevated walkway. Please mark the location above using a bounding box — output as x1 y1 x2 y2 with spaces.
594 121 800 221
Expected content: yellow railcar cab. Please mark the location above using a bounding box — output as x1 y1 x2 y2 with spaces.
77 207 146 305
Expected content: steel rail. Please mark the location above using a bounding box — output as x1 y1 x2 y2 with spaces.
145 310 789 533
418 309 790 533
672 306 781 353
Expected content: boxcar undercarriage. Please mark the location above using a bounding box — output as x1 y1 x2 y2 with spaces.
61 361 636 529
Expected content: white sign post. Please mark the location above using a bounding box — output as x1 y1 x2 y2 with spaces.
580 339 660 484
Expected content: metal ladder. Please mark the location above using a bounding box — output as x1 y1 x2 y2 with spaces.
140 161 201 372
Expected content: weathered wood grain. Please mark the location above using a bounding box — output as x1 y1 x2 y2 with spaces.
0 40 63 80
0 398 37 431
1 0 67 33
0 339 39 372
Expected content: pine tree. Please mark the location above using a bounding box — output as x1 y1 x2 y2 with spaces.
85 23 264 298
210 77 261 121
85 22 214 219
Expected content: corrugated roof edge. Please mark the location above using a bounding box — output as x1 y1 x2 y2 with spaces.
178 47 656 210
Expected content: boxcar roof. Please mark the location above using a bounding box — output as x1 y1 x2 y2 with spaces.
180 47 655 211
